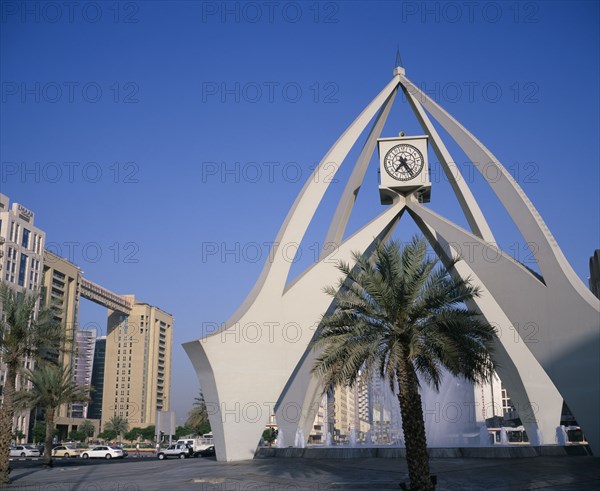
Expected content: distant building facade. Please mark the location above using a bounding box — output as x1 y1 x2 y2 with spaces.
88 336 106 420
102 297 173 429
41 250 81 375
71 329 97 419
0 194 46 442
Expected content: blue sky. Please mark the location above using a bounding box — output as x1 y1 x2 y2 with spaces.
2 1 599 424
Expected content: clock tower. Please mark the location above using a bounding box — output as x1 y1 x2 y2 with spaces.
378 134 431 204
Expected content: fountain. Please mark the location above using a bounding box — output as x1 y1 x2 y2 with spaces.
556 425 568 446
276 429 285 448
534 427 543 446
365 429 372 445
500 427 509 445
479 425 490 446
294 428 306 448
348 428 357 447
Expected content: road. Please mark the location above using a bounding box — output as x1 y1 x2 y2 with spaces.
3 455 600 490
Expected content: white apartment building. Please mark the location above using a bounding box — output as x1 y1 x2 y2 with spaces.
0 193 46 441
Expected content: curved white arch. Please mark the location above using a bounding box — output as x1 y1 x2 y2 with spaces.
185 66 600 460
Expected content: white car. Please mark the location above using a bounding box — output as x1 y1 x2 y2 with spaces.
10 445 41 458
157 444 191 460
80 446 124 459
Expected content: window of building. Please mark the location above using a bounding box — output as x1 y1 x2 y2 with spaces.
22 228 30 248
18 253 27 287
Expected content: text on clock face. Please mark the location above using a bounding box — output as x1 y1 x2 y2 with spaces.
383 144 424 181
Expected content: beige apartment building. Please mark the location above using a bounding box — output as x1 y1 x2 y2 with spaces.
0 194 46 441
101 296 173 429
42 250 81 379
40 250 101 437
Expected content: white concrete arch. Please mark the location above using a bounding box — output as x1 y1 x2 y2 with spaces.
184 75 403 461
185 65 600 460
399 76 599 452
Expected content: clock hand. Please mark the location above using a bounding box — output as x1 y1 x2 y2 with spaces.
394 156 410 172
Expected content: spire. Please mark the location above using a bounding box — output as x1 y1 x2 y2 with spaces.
395 45 403 68
394 46 405 76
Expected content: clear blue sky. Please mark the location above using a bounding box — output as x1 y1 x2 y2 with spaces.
2 1 598 424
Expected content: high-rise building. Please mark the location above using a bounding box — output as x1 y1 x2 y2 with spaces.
308 393 327 444
0 194 45 291
101 297 173 429
333 384 354 442
41 250 81 371
0 194 46 442
88 336 106 420
355 371 370 438
70 329 97 419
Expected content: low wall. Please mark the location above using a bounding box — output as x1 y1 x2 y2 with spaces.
255 445 592 459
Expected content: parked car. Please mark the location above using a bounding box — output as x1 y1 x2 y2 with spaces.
80 446 124 459
196 445 215 458
52 445 80 458
157 444 189 460
9 445 41 458
112 446 128 457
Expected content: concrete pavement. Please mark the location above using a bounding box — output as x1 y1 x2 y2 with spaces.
2 455 599 490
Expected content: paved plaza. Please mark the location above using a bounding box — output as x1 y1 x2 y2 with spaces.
2 455 599 491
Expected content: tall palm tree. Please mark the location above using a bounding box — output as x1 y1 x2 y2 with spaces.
312 237 496 490
186 391 210 435
0 285 63 483
14 363 89 467
104 415 129 442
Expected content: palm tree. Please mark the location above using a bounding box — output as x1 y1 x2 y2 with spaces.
14 363 89 467
78 419 96 442
186 391 210 435
104 415 129 442
0 285 63 483
312 237 496 490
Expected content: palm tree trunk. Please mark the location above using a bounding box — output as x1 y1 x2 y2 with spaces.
0 363 17 484
44 407 55 467
396 355 434 490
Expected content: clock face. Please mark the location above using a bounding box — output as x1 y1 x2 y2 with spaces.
383 144 424 181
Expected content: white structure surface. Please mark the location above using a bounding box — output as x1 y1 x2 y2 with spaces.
184 62 600 460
